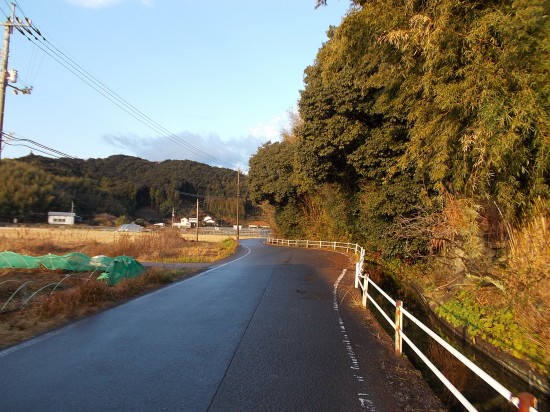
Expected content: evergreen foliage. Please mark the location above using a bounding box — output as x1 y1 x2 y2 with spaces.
0 160 54 220
247 0 550 369
249 0 549 255
0 155 243 223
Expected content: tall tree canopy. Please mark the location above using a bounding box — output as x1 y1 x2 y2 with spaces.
250 0 549 254
0 160 54 220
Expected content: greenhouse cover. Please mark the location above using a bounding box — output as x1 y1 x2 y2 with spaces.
0 251 145 286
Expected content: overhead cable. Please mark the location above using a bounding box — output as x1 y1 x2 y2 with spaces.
11 12 234 169
2 132 77 159
3 141 65 158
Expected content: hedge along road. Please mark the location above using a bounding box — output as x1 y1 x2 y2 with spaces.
0 239 441 411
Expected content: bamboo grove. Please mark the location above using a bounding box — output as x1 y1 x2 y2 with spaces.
250 0 549 256
249 0 549 374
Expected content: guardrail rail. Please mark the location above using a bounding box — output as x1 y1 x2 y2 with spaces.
266 237 538 412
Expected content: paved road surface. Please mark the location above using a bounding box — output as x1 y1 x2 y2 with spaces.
0 239 402 411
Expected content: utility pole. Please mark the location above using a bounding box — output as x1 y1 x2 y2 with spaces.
236 168 240 241
195 198 199 242
0 3 33 162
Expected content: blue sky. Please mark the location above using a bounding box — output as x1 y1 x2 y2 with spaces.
0 0 350 170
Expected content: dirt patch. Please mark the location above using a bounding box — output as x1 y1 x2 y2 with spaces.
0 227 238 262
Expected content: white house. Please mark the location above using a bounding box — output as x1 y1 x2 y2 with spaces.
173 217 198 228
203 215 216 225
48 212 78 225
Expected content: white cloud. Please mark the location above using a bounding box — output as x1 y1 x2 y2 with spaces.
248 115 287 142
67 0 123 8
101 113 296 171
67 0 153 8
102 131 267 172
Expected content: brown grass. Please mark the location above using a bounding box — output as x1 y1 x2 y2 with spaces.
0 227 239 349
409 206 550 372
0 227 237 262
0 267 199 349
503 212 550 358
427 340 469 407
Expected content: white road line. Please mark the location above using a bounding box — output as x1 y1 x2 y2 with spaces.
333 269 376 411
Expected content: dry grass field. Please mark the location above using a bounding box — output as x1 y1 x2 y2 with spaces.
0 226 239 349
0 226 237 257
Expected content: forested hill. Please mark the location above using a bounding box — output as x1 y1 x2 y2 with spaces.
0 154 245 223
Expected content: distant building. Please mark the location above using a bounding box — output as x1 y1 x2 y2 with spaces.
118 223 144 232
203 215 216 225
48 212 79 225
173 217 198 229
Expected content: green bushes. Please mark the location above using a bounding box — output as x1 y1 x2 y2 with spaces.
436 291 545 372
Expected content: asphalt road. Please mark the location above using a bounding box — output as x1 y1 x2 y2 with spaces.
0 239 402 411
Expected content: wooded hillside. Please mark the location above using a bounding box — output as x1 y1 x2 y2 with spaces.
249 0 549 373
0 154 247 224
251 0 548 252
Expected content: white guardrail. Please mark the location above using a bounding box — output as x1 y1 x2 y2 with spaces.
265 238 539 412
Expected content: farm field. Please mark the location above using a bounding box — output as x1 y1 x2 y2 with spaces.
0 226 239 349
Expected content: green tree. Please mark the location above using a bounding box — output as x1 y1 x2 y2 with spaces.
252 0 548 255
15 154 243 222
0 160 54 220
248 141 298 206
385 0 550 220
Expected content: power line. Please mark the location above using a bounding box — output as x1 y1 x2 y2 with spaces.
2 131 77 159
0 4 9 20
11 8 235 169
0 2 34 161
1 0 11 10
3 141 62 158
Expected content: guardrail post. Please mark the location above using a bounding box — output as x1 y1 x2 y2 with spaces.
362 276 368 307
517 393 537 412
395 300 403 356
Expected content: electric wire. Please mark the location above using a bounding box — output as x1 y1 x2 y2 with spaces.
9 8 235 169
4 6 224 164
0 0 10 16
2 132 77 159
3 132 77 158
23 40 41 86
14 35 216 164
10 11 232 167
38 34 227 166
3 141 64 158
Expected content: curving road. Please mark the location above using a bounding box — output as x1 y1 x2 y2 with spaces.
0 239 404 411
